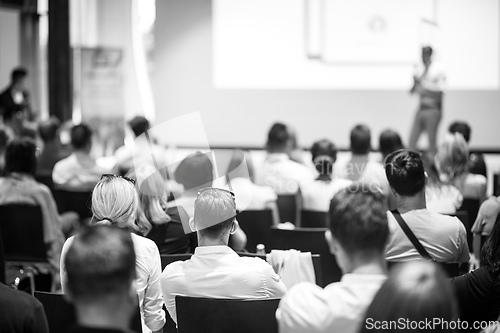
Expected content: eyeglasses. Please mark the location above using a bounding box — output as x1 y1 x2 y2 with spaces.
100 174 136 185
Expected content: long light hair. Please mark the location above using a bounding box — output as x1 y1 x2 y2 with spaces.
127 165 171 236
91 176 140 233
435 133 469 183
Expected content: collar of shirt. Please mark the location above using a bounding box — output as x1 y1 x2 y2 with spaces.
339 273 387 285
194 245 238 257
266 153 290 162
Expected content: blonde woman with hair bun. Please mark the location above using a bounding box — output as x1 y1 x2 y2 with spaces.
128 165 195 254
435 133 486 203
60 174 166 333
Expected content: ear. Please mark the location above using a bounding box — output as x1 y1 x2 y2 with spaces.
325 230 338 255
189 218 197 232
229 219 238 235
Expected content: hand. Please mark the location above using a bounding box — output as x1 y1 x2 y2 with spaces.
469 254 480 271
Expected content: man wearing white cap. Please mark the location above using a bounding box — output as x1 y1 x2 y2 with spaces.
160 187 286 325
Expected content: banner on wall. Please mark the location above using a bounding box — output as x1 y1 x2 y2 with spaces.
77 47 125 156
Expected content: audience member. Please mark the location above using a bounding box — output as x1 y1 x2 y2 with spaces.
0 124 12 175
449 121 487 178
226 150 280 224
301 139 351 211
384 150 469 263
130 165 195 254
113 116 167 177
379 129 404 162
359 261 457 333
172 152 247 251
36 117 70 178
64 225 138 333
161 187 286 324
422 153 463 214
435 133 487 203
60 175 165 333
471 196 500 260
2 105 36 139
452 213 500 331
255 122 312 194
0 138 74 274
0 280 49 333
276 184 389 333
53 123 109 191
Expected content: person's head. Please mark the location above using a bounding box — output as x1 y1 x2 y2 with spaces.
385 149 426 197
91 174 140 233
359 261 457 333
326 183 389 272
350 124 371 155
480 213 500 279
128 116 150 138
174 152 213 193
422 46 433 65
129 165 170 235
435 133 469 183
310 139 337 178
448 121 471 143
10 67 28 90
191 188 238 244
379 129 403 160
38 117 61 143
64 225 136 314
5 137 37 176
71 123 93 152
266 122 292 154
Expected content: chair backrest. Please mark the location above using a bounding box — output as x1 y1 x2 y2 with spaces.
176 296 280 333
237 209 274 251
461 199 481 250
300 210 329 228
269 227 341 287
0 205 47 263
387 261 460 278
161 254 193 270
238 251 323 287
34 292 142 333
53 190 93 219
277 194 300 225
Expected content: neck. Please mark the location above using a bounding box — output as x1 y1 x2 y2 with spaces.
316 174 331 182
396 191 426 214
74 300 132 331
197 234 229 247
344 255 387 275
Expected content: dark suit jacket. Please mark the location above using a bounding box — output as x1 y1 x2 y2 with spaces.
0 86 30 118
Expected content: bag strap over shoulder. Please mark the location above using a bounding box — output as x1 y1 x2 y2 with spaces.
391 210 434 262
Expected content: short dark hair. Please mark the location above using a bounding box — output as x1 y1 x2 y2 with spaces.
266 123 290 152
174 152 213 191
38 117 61 143
448 121 471 143
329 184 389 257
311 139 337 176
379 130 403 159
5 137 37 175
385 150 426 196
65 225 136 301
71 124 92 150
128 116 150 137
350 124 371 155
11 67 28 82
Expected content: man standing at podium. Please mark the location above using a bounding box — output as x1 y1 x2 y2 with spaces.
408 46 446 156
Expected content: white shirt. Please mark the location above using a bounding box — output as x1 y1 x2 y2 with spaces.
425 184 463 214
160 245 287 324
450 173 487 204
113 137 168 176
276 274 387 333
229 177 277 210
300 178 352 211
385 209 469 263
60 233 166 333
53 152 109 191
335 155 391 195
255 153 313 194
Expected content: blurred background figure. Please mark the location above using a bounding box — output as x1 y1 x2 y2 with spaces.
449 120 487 179
36 117 70 180
0 67 32 121
378 129 404 163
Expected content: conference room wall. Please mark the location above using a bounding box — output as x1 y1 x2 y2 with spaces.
153 0 500 150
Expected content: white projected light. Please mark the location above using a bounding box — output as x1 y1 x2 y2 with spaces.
213 0 499 90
